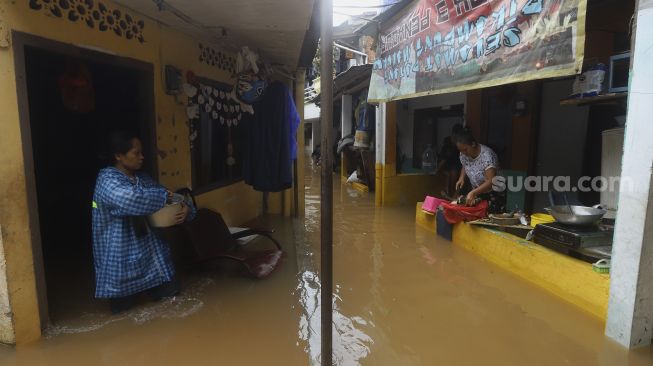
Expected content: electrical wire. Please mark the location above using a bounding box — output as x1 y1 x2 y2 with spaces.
334 3 401 8
333 11 380 23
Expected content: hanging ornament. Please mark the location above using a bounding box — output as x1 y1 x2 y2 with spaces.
183 83 198 97
220 116 225 125
198 94 205 105
208 97 215 106
226 142 236 166
204 103 212 113
58 60 96 114
216 102 222 111
227 119 233 127
186 104 199 119
212 110 219 120
236 71 266 104
202 85 212 97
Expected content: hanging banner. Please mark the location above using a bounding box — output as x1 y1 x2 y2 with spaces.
368 0 587 102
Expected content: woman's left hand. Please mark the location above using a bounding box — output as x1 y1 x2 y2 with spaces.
175 202 190 224
465 191 478 206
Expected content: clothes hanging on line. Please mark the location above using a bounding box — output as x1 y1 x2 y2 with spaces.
242 81 299 192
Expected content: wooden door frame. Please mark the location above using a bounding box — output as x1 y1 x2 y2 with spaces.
12 31 158 328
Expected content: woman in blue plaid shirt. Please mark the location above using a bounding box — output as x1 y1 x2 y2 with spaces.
92 131 192 314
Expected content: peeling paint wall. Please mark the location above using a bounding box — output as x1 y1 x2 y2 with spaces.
0 0 262 344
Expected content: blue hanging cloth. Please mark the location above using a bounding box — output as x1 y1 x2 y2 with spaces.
243 81 300 192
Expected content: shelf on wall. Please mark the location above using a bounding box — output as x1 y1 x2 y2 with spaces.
560 92 628 106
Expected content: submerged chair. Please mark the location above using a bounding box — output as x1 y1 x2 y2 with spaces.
175 189 284 278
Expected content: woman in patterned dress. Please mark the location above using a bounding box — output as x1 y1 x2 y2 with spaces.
92 131 192 314
453 127 506 214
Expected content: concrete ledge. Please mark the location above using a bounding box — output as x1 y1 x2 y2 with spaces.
416 202 435 232
415 203 610 320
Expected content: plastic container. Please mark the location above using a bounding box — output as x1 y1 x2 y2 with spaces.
530 213 555 227
421 144 437 175
592 259 610 274
148 193 184 228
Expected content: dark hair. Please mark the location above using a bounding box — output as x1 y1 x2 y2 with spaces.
452 126 476 146
107 131 138 163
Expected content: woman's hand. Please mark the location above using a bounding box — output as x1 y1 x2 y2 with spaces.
175 202 190 224
455 178 465 192
465 190 478 206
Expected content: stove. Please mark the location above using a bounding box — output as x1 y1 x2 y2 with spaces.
533 222 614 263
534 222 614 249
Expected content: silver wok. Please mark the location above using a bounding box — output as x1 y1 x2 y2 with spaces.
544 205 607 226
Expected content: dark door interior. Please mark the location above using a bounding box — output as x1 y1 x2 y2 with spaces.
412 105 464 169
24 45 155 322
483 86 514 168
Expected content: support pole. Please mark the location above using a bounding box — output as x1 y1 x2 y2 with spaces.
605 0 653 349
319 0 334 364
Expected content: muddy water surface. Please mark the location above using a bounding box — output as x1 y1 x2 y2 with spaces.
1 158 653 365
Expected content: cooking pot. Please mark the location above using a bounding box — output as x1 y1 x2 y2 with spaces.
546 190 607 226
544 205 607 226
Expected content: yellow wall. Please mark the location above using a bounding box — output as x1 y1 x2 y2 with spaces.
0 0 264 343
378 100 447 206
382 169 447 206
454 224 610 320
414 205 610 320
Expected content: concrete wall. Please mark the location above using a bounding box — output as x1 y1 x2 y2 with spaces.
532 80 589 212
0 226 13 344
0 0 266 344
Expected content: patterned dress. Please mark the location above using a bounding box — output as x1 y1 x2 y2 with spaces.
92 167 173 298
459 144 506 213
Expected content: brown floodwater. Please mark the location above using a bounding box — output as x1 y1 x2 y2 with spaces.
1 156 653 365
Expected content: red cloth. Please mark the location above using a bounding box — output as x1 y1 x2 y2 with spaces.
441 200 489 224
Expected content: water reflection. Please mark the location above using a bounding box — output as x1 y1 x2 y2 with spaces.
298 158 374 365
294 271 373 366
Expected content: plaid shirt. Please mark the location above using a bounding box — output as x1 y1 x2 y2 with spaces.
92 167 173 298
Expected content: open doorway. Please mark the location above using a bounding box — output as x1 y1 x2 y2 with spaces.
412 105 464 170
14 33 156 325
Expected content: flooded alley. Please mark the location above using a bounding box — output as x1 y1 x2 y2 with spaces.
0 157 651 365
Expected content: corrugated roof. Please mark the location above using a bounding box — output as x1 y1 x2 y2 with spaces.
311 64 373 105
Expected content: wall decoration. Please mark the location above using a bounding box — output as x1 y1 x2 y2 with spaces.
58 60 96 114
198 43 236 74
28 0 146 43
184 78 247 188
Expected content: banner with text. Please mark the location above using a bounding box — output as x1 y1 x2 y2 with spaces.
368 0 587 102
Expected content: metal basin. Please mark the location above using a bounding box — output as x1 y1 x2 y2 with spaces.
544 205 607 226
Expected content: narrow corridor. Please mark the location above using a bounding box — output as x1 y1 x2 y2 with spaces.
1 156 652 365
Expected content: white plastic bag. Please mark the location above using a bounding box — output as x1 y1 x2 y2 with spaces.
572 64 607 97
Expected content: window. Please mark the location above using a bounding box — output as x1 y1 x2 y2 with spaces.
188 78 248 192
